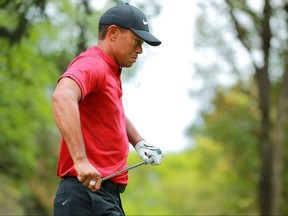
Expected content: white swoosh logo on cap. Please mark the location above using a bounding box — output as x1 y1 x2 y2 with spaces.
143 19 148 25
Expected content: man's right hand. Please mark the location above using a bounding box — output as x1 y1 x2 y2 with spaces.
74 159 102 192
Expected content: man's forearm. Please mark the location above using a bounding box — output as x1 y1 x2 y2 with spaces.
52 91 87 163
125 116 144 147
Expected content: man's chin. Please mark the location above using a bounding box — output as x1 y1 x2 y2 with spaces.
121 62 134 68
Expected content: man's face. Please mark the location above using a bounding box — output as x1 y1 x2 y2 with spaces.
113 27 144 68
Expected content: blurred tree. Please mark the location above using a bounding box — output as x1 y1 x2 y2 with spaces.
190 0 288 215
188 84 260 214
0 0 47 44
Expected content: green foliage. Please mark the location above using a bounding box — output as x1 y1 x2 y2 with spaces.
192 0 288 214
123 135 259 215
0 14 61 214
194 87 261 213
0 37 56 177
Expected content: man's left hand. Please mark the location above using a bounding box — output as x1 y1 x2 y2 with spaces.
135 140 164 165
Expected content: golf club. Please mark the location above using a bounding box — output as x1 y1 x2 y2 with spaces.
101 157 154 182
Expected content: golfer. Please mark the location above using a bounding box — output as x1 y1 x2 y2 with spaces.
52 3 163 216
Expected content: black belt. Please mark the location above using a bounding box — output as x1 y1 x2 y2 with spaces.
63 177 126 193
102 180 126 193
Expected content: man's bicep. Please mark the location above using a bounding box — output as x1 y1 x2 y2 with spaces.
56 77 82 102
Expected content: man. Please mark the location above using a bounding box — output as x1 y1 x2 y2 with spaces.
52 3 163 216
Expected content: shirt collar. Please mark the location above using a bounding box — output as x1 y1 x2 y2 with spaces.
90 46 120 70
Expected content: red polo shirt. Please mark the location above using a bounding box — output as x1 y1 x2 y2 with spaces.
56 46 129 185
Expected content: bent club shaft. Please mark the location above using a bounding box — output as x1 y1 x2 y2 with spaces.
101 158 153 182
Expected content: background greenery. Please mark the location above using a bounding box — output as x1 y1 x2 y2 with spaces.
0 0 287 215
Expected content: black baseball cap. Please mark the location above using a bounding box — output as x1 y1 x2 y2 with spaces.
99 3 161 46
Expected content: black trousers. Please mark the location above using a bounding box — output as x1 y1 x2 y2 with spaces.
54 177 125 216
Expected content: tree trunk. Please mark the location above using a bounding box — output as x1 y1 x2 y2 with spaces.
256 1 273 215
271 57 288 215
255 65 272 215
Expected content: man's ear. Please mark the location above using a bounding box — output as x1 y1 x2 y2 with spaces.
107 25 119 41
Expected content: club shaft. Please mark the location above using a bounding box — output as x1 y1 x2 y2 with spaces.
101 160 149 182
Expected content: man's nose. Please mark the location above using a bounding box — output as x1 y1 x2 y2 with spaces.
136 45 143 54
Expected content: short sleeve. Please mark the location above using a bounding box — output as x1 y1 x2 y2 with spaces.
60 56 105 100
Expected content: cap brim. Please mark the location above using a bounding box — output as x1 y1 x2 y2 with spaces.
131 29 161 46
